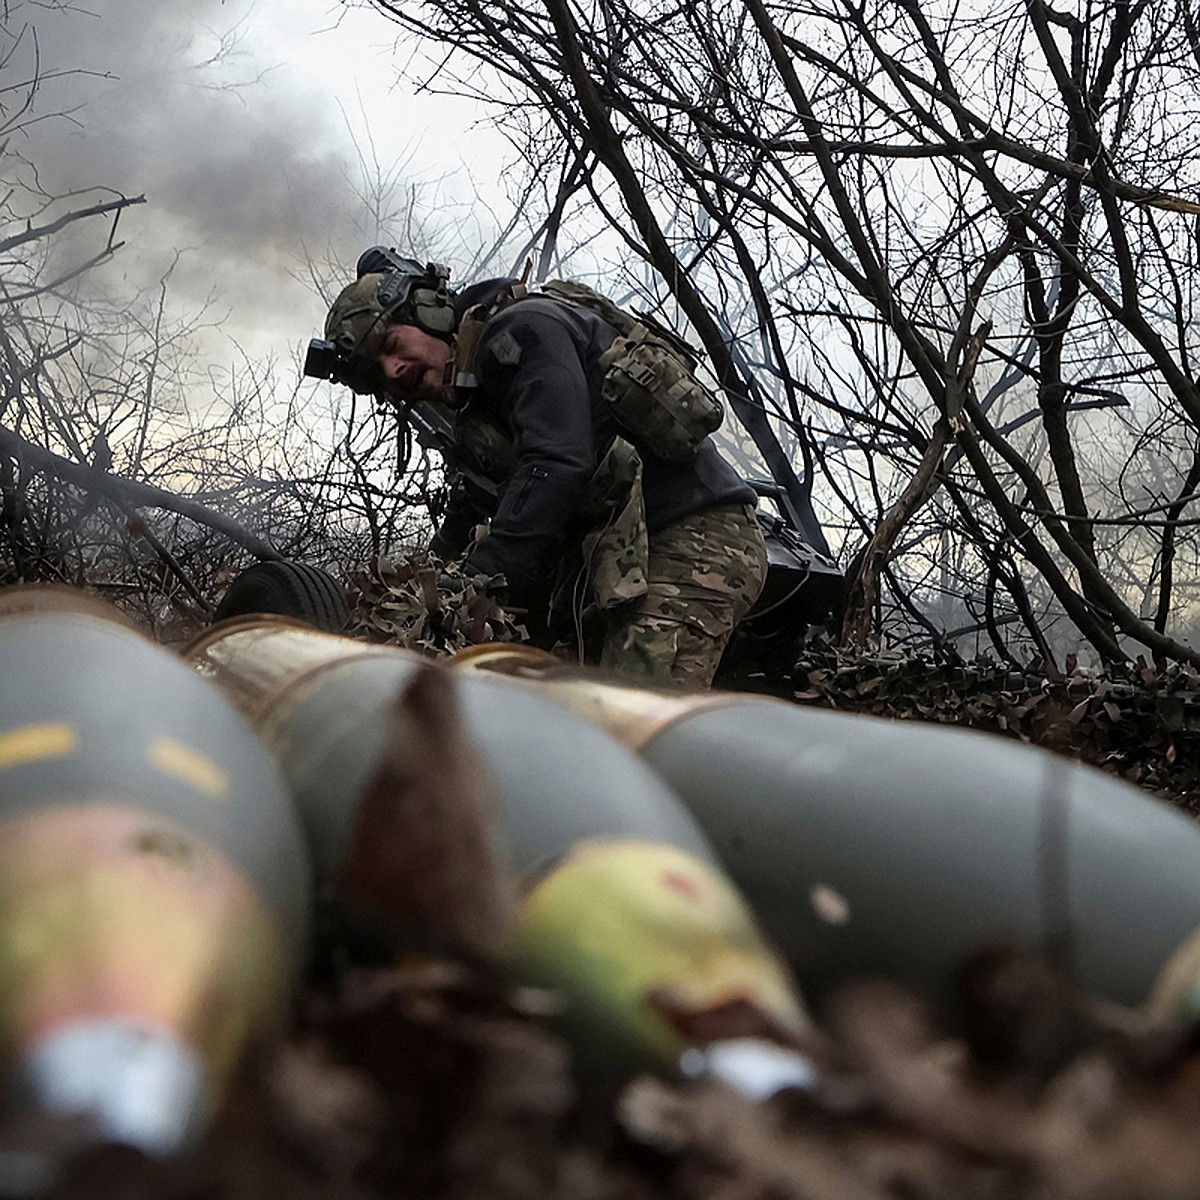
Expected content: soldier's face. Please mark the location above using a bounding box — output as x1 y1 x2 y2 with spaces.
378 323 452 400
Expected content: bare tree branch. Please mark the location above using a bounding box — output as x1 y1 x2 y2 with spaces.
0 423 283 563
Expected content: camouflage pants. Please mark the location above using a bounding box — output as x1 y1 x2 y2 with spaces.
599 503 766 688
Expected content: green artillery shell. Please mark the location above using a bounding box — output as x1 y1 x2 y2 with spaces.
511 838 804 1070
0 590 308 1159
452 646 1200 1011
186 620 807 1069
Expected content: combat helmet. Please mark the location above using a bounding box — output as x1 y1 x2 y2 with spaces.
306 248 458 394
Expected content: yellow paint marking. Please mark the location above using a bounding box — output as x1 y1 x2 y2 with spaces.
0 724 76 771
148 737 228 799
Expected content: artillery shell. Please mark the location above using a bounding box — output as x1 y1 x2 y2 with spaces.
452 648 1200 1010
186 620 807 1069
0 589 308 1163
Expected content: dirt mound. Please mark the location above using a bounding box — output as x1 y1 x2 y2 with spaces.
30 945 1200 1200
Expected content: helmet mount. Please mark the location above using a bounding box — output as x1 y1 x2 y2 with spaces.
357 247 457 341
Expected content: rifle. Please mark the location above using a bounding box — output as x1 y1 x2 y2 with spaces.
395 397 500 504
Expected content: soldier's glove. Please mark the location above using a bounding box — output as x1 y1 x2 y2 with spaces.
427 528 460 562
438 556 501 594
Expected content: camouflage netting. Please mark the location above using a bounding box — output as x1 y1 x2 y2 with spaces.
726 646 1200 815
348 555 529 654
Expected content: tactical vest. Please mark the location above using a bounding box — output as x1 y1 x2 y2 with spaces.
452 279 724 463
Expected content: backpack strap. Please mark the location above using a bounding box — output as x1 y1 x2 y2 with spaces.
451 282 529 390
451 305 491 390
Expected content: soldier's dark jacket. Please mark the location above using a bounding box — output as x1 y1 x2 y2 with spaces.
436 280 756 587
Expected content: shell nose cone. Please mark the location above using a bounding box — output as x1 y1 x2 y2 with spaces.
17 1018 208 1158
680 1039 819 1099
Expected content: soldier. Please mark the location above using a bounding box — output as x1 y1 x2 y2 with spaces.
309 249 766 687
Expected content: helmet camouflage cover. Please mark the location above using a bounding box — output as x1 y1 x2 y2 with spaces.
324 260 458 367
324 273 393 365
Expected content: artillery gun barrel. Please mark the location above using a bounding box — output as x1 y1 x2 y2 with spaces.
452 644 1200 1013
0 588 308 1182
185 618 807 1073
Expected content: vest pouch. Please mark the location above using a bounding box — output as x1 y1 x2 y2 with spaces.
597 333 724 463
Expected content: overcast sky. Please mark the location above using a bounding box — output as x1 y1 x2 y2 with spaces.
16 0 502 385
